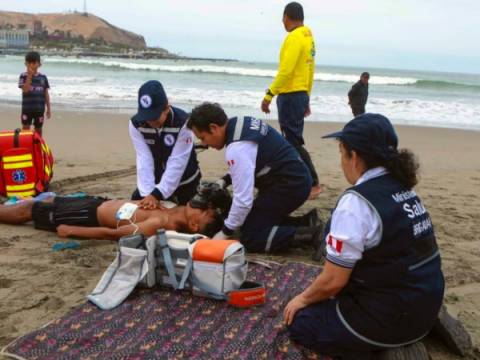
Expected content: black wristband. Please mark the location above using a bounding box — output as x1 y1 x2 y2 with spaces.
150 188 164 201
222 224 234 236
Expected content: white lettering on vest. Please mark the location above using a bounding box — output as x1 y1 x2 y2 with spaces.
250 118 261 131
392 190 417 203
403 199 427 219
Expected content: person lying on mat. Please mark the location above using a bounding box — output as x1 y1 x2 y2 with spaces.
283 114 444 359
0 194 223 241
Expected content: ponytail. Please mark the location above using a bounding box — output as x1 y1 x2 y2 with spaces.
385 149 419 188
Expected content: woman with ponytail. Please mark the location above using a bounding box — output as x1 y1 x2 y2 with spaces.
284 114 444 359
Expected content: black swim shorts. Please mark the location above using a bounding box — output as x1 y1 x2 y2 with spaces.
21 112 45 129
31 196 108 232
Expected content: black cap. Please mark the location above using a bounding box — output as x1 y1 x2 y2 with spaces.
323 113 399 161
131 80 168 124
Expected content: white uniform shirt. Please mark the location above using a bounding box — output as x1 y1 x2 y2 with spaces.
325 167 388 268
223 141 258 231
129 121 195 199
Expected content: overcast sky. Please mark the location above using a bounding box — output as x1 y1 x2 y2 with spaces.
2 0 479 73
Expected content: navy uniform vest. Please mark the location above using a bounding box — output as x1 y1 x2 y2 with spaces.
132 106 200 186
225 116 310 188
329 174 444 345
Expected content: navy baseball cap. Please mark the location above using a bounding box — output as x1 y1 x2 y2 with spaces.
131 80 168 124
323 113 399 160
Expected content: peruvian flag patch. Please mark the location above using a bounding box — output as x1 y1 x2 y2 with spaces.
227 159 235 167
327 234 343 253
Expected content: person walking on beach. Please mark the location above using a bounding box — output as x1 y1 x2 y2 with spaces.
188 102 324 257
18 51 51 137
260 2 321 200
129 80 201 208
284 113 444 358
348 72 370 116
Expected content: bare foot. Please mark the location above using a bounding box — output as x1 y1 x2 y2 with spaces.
308 184 324 200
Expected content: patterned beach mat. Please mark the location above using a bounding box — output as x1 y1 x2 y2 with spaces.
3 262 330 360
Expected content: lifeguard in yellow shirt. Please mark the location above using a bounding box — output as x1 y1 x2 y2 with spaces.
261 2 321 199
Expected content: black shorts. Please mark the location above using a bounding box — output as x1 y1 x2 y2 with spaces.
21 112 44 129
31 196 108 232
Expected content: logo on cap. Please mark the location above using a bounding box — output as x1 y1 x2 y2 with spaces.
140 95 152 109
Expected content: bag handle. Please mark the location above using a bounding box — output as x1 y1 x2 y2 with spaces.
13 128 21 148
157 229 193 290
223 241 244 260
157 230 180 289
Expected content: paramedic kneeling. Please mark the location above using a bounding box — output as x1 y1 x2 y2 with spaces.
284 113 444 359
130 80 201 208
187 102 318 253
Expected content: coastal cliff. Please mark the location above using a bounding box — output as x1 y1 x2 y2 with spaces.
0 10 146 49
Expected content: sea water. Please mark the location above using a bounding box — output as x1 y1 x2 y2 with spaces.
1 55 479 130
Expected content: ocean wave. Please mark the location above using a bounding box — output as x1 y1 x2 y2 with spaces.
49 76 98 83
0 73 97 84
1 80 478 129
44 58 418 85
413 79 480 92
0 74 20 82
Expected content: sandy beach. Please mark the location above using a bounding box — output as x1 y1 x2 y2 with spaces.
0 106 479 359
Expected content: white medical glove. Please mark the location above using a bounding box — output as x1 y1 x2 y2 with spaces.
212 230 229 240
215 178 227 189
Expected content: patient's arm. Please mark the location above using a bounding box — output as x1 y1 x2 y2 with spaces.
56 218 164 241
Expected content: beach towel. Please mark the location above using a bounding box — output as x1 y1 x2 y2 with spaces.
1 262 330 360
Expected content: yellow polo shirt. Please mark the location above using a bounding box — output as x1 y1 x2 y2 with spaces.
265 25 315 101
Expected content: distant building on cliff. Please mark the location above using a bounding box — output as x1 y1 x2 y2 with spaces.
33 20 43 35
0 29 30 48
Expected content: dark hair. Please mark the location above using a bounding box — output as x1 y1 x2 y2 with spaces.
361 72 370 78
25 51 41 63
342 141 420 188
284 2 304 21
202 211 224 238
187 102 228 132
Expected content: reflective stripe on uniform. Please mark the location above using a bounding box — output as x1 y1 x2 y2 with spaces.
265 226 278 252
256 166 271 178
179 168 200 186
137 127 158 134
163 127 180 133
233 117 244 141
335 302 428 348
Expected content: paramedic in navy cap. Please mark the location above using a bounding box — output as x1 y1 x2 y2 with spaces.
187 102 324 255
130 80 201 208
284 113 444 358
